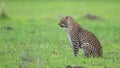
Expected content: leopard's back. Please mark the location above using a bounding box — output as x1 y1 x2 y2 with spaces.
79 29 101 47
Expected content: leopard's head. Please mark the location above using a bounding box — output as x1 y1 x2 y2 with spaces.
58 16 72 28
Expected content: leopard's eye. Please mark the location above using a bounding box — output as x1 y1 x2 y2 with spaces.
60 19 64 22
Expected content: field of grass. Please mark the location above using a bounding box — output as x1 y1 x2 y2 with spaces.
0 0 120 68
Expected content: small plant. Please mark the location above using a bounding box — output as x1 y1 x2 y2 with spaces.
0 2 7 18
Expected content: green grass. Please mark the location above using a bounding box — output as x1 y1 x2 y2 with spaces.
0 1 120 68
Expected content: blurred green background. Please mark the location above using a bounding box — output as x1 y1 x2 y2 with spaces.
0 0 120 68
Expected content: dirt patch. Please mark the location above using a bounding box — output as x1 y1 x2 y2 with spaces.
84 13 101 20
66 65 83 68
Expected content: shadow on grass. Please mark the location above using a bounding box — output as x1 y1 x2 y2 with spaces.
66 65 83 68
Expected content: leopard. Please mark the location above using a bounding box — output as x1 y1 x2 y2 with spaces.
58 16 103 57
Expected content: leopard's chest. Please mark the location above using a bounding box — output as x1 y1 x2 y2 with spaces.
67 33 72 45
66 27 74 45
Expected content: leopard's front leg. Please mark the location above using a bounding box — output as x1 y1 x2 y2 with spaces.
71 41 79 57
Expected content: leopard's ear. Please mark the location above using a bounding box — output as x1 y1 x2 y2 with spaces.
66 16 69 19
66 16 72 20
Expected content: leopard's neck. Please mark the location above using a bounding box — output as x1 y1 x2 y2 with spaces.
67 21 83 33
